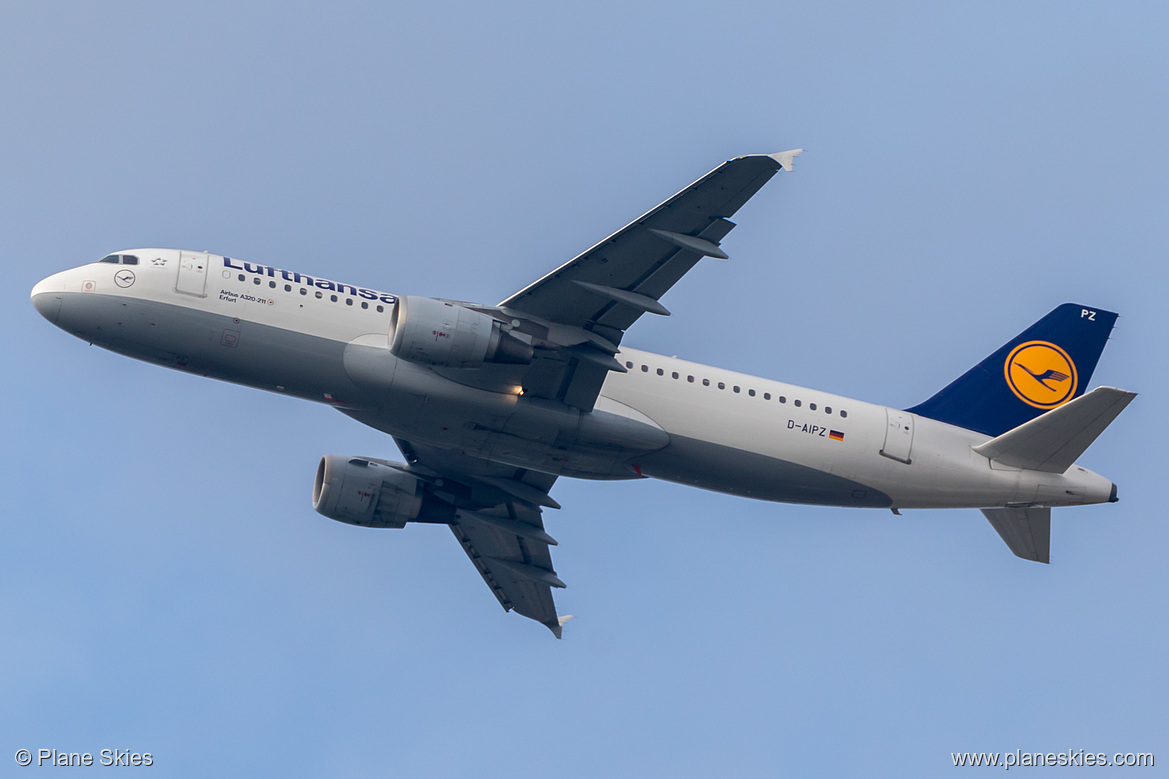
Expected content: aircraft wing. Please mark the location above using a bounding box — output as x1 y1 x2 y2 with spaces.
485 151 802 411
395 438 570 637
386 154 804 632
500 151 802 331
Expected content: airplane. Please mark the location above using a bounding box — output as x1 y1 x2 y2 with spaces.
31 151 1135 637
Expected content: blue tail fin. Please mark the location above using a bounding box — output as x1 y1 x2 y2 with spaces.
907 304 1118 436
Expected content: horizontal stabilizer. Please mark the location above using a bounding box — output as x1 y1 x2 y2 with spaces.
982 507 1051 563
973 387 1136 473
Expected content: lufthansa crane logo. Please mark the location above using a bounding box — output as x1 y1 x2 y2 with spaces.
1004 340 1078 409
114 269 136 288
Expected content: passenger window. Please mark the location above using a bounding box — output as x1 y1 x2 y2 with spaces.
269 281 276 288
748 389 755 397
284 284 292 292
238 274 245 282
779 396 787 403
330 294 338 302
121 255 139 265
315 291 323 299
626 361 634 369
825 406 832 414
733 386 740 393
810 403 817 411
764 392 771 400
253 277 260 285
345 298 353 306
656 368 664 376
687 375 694 383
300 288 307 296
641 365 648 372
718 382 725 390
794 400 802 407
702 379 710 386
672 372 679 379
361 301 369 309
377 305 384 313
841 410 848 418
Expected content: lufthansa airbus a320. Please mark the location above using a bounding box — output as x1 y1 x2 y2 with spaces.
32 151 1134 636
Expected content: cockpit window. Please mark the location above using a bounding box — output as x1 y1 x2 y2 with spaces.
121 255 139 265
98 254 139 265
99 255 120 263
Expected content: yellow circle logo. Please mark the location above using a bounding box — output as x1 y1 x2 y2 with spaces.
1004 341 1078 409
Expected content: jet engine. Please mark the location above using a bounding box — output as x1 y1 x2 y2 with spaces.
389 295 533 368
312 455 454 528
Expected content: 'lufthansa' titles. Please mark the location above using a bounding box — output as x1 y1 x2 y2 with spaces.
223 258 396 305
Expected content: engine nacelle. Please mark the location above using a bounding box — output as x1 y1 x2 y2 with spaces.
389 295 533 369
312 455 454 528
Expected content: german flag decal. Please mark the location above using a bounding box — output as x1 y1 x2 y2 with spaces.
829 430 845 442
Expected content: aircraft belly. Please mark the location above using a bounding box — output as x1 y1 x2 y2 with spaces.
636 435 892 507
341 346 670 478
52 292 367 405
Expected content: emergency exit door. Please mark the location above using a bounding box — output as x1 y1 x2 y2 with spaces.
176 251 209 297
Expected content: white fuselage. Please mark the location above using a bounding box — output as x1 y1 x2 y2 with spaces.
31 250 1116 511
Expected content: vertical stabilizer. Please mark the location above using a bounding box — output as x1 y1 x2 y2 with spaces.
908 304 1117 436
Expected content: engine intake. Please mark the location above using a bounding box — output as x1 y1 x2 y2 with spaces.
312 455 454 528
389 295 533 368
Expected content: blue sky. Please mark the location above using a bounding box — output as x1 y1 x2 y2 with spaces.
3 2 1165 776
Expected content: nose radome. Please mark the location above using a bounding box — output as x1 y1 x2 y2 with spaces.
31 273 66 324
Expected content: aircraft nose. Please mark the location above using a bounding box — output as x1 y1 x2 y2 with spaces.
31 273 66 324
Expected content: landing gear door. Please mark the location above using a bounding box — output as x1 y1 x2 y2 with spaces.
176 252 209 297
881 409 914 464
